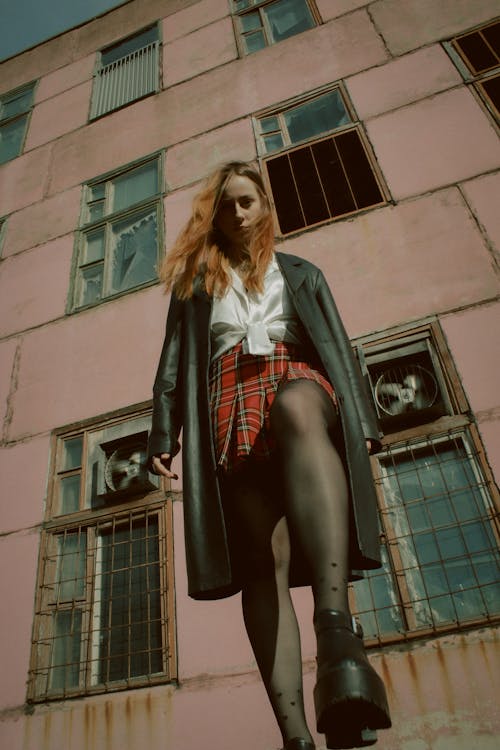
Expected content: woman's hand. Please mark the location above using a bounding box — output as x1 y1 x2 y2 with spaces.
366 439 372 454
151 453 179 480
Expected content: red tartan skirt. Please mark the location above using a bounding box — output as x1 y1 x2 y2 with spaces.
209 341 337 473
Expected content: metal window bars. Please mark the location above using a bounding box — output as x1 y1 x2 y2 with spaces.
90 41 159 119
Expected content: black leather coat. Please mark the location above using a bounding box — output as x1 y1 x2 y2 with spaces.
148 252 382 600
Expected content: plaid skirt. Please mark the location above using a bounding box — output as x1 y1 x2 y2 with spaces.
209 341 337 473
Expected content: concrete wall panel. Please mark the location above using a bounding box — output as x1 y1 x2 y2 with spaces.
370 0 500 56
441 303 500 415
9 284 166 440
0 435 49 534
163 16 237 87
347 45 461 120
165 118 256 190
2 187 81 258
162 0 230 43
0 530 39 708
25 81 92 151
35 55 95 104
366 88 500 200
0 145 52 215
282 189 499 336
0 236 73 338
0 338 19 432
317 0 369 22
461 171 500 260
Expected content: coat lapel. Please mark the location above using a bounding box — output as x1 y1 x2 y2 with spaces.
276 251 310 294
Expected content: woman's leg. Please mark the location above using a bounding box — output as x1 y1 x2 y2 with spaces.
223 464 314 746
269 380 350 616
270 380 391 747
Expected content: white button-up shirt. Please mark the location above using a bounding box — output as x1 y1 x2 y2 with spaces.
210 255 304 362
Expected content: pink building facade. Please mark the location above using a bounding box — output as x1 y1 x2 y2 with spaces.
0 1 499 749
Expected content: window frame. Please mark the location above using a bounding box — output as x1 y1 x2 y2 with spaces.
28 404 177 702
349 322 500 647
90 24 161 120
254 84 388 236
69 152 164 312
0 81 36 165
444 18 500 125
232 0 320 56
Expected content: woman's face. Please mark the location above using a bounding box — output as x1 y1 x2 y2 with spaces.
214 174 265 252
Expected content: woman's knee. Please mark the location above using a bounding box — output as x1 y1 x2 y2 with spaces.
270 381 330 439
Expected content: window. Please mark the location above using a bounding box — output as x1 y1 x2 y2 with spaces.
90 25 160 119
233 0 318 55
349 324 500 644
72 154 162 310
256 86 385 235
0 82 35 165
29 410 176 701
446 19 500 122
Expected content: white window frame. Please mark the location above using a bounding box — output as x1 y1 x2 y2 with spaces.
0 81 36 165
71 153 163 311
232 0 319 56
28 407 177 702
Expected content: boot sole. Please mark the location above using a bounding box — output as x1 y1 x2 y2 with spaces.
314 664 391 738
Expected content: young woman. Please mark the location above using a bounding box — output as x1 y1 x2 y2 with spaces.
148 161 391 750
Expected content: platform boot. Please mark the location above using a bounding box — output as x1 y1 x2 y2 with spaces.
313 610 391 749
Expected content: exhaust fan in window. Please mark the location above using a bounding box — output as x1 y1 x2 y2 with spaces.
375 364 438 416
105 441 150 493
359 332 452 433
98 432 157 501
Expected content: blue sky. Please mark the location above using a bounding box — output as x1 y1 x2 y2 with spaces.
0 0 130 62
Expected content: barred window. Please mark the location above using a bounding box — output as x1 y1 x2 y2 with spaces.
72 154 162 310
90 25 160 119
445 18 500 122
0 82 35 165
350 324 500 644
256 86 385 235
29 411 176 701
232 0 318 55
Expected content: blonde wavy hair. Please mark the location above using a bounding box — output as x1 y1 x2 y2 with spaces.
159 161 275 299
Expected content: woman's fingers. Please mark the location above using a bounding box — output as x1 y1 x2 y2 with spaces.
151 453 179 479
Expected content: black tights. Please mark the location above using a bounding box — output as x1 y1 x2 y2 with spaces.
223 380 350 745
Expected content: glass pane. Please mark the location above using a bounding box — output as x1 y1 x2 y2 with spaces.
50 610 82 691
88 201 104 222
97 517 163 682
241 10 261 33
284 90 350 144
56 533 86 601
1 87 33 119
83 230 105 264
235 0 252 10
260 115 280 134
265 0 315 44
0 116 27 165
352 545 404 638
263 133 284 153
62 437 83 470
244 30 266 54
78 264 103 307
59 475 81 515
102 26 158 66
482 74 500 115
109 208 157 294
112 160 159 212
456 31 498 73
90 184 105 202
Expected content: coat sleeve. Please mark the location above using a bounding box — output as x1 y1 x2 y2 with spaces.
314 268 382 451
147 292 184 463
